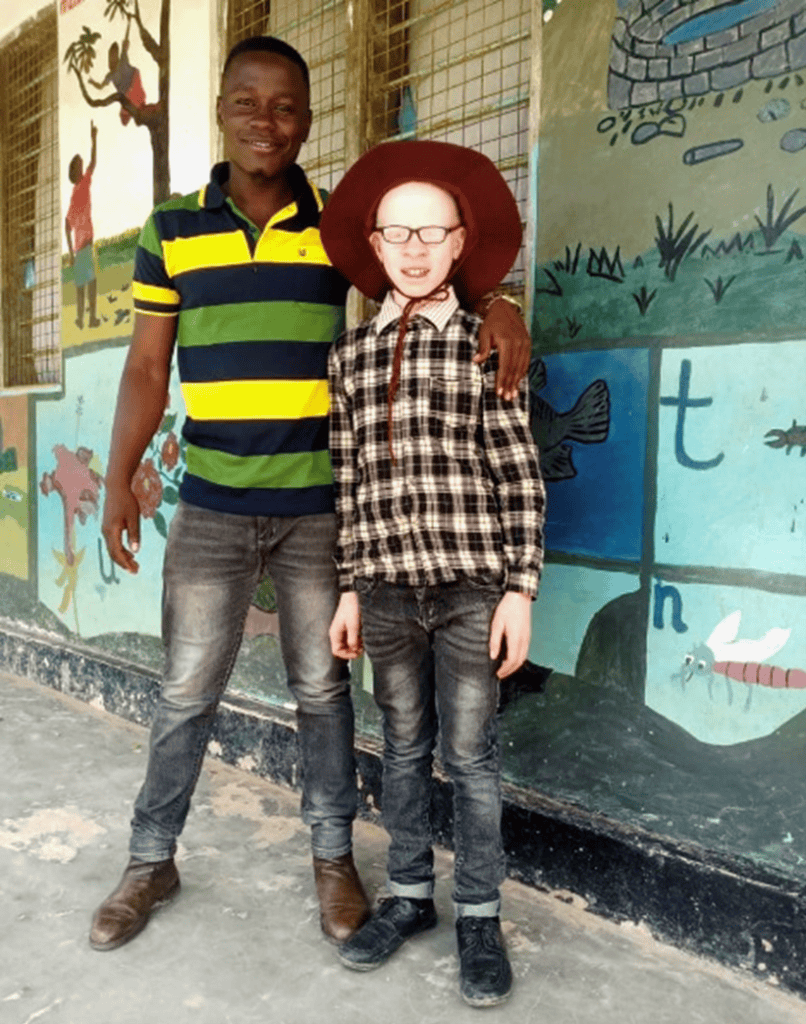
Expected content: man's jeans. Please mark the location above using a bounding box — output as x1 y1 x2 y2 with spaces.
357 579 506 917
130 501 356 863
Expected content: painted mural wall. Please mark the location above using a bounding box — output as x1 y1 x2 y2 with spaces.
2 0 803 887
523 0 806 879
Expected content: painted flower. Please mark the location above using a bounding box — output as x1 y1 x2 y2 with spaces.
131 458 163 519
161 431 179 470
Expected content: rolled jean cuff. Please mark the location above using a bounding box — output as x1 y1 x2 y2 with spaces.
388 879 434 900
454 898 501 919
311 837 353 860
129 840 177 863
309 817 354 860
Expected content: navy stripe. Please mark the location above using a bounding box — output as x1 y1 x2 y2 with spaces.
180 475 335 516
135 299 180 315
152 204 245 241
177 340 331 382
182 416 329 457
135 246 172 287
176 263 349 309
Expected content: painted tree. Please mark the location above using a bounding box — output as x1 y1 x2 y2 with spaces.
64 0 170 204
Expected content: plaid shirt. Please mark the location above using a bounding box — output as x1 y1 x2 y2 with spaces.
328 288 545 596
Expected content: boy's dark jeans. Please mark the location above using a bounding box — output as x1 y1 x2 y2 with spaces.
357 578 506 917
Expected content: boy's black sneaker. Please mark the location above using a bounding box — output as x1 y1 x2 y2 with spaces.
337 896 437 970
456 916 513 1007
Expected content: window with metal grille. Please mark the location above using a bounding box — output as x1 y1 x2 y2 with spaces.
226 0 272 46
369 0 531 299
0 8 60 389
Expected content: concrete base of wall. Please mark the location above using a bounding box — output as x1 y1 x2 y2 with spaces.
2 622 804 1001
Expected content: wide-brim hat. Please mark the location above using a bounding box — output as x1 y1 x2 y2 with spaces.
319 140 522 303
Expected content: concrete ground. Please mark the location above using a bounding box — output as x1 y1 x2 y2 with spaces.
1 670 804 1024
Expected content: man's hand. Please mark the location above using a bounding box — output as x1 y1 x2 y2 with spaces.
489 591 532 679
102 480 142 574
474 298 531 400
329 591 364 659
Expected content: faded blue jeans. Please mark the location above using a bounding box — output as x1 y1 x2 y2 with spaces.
130 501 355 862
357 578 506 917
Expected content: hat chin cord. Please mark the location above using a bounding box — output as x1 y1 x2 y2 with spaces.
387 280 451 466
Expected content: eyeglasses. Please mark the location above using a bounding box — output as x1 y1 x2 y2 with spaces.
374 225 462 245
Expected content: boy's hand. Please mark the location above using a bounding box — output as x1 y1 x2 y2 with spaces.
474 298 531 400
489 591 532 679
329 591 364 659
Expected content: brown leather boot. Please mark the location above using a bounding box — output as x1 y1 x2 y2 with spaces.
89 857 180 951
313 852 371 943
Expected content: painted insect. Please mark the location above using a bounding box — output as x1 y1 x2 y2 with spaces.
674 611 804 708
764 419 806 455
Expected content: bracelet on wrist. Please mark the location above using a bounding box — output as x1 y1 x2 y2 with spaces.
478 289 523 316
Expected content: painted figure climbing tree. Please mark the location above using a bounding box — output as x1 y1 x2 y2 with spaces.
64 0 170 204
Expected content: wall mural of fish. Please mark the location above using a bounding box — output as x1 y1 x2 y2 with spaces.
528 357 611 481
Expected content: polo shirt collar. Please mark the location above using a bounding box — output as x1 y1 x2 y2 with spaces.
375 284 460 334
202 162 322 229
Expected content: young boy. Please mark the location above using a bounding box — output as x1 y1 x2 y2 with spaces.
320 141 545 1008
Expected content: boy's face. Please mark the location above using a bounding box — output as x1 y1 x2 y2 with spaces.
370 182 465 303
217 51 312 185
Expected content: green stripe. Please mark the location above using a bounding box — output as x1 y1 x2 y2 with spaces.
186 445 333 489
140 191 202 258
177 301 344 347
138 216 162 260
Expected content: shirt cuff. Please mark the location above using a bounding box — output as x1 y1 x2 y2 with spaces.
505 568 540 599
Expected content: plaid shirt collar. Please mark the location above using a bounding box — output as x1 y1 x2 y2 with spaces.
374 285 460 335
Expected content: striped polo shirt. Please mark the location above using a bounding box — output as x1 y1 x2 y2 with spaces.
132 162 350 516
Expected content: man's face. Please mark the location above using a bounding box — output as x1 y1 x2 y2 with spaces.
371 182 465 303
217 51 312 184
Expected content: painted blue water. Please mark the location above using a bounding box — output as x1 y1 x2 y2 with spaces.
663 0 782 46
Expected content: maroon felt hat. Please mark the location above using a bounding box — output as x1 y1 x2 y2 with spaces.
319 140 522 303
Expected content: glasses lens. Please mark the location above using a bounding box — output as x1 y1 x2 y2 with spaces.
381 226 410 243
419 226 449 244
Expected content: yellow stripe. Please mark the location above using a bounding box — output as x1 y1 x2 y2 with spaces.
254 225 332 266
135 308 179 319
181 379 330 420
161 226 332 274
163 231 251 276
132 280 180 305
268 200 297 226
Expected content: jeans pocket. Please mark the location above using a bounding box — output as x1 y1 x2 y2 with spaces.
354 577 377 597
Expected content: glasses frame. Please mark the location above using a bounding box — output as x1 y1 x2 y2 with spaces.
374 224 463 245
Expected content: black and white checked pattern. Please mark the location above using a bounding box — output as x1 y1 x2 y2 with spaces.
328 289 545 596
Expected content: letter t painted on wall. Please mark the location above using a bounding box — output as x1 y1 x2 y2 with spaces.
660 359 724 469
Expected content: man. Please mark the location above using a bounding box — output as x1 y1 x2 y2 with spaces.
91 35 531 953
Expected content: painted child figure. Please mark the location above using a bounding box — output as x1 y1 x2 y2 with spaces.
321 141 545 1008
65 121 101 331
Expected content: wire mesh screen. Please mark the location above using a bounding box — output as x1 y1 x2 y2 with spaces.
227 0 272 46
225 0 348 195
369 0 531 297
269 1 347 194
0 9 61 388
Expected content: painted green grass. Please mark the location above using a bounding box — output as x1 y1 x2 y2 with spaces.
534 229 806 347
61 230 139 285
